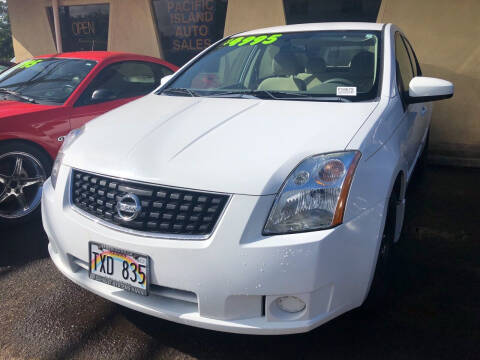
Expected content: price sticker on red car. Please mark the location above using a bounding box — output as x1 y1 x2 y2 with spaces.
89 243 149 296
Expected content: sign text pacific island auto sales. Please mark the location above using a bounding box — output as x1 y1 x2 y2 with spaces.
153 0 228 66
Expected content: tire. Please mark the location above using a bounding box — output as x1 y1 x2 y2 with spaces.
0 142 52 226
362 190 398 309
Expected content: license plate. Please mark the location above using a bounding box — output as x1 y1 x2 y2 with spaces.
89 242 149 296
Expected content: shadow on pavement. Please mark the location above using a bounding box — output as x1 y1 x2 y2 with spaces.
0 218 49 267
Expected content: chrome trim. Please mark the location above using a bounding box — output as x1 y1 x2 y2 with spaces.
69 168 231 240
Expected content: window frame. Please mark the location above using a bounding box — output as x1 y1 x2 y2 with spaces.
402 35 422 77
46 4 111 52
394 31 415 109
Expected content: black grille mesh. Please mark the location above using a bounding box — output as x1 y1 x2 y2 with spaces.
71 170 229 236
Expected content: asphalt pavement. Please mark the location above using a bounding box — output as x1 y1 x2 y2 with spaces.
1 165 479 360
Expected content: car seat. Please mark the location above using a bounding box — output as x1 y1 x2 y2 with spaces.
349 51 375 92
297 57 327 90
257 51 306 91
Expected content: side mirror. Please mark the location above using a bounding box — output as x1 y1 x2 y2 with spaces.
91 89 116 102
160 75 173 86
408 77 454 104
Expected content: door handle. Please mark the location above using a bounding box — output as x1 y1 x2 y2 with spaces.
421 106 428 115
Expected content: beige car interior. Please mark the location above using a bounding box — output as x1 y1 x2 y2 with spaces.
257 51 306 91
256 47 375 93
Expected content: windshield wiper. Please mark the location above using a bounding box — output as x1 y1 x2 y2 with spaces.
161 88 198 97
205 90 276 99
0 88 38 104
205 90 352 102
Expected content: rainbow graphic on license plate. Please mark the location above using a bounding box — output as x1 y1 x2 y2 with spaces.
89 243 149 296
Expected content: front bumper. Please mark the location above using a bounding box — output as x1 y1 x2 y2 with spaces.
42 167 385 335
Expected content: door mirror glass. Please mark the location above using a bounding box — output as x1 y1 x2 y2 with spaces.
408 76 454 103
91 88 116 102
160 75 173 86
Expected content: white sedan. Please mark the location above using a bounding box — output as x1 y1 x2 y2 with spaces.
42 22 453 334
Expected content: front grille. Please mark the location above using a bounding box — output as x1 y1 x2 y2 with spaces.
71 170 229 237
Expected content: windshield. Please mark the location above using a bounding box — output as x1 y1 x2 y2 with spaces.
160 30 382 102
0 58 97 104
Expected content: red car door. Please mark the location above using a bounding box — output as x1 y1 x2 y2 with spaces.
68 60 174 129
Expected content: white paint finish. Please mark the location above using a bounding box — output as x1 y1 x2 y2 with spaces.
42 174 385 334
409 76 454 98
65 94 378 195
43 23 455 334
238 22 385 36
160 74 174 86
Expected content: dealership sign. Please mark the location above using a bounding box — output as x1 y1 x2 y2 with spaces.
153 0 228 66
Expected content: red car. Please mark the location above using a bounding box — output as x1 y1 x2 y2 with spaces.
0 52 178 224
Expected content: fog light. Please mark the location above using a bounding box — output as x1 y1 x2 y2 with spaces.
276 296 306 313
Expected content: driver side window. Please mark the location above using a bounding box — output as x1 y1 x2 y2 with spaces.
75 61 164 106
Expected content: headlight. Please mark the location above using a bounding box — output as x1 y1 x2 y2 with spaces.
51 127 84 189
61 126 85 152
264 151 361 235
50 152 63 189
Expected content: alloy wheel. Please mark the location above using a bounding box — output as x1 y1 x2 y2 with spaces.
0 152 46 219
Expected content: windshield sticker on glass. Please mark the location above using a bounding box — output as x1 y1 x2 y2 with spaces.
336 87 357 96
19 59 44 69
223 34 283 47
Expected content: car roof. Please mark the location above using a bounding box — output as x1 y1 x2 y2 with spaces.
34 51 172 65
237 22 386 36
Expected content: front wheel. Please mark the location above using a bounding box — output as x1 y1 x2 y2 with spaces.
0 142 51 226
362 190 398 308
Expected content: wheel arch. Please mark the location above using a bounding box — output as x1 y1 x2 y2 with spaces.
0 138 54 164
390 168 406 241
392 170 406 202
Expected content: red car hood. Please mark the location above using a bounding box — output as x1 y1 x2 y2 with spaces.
0 100 57 117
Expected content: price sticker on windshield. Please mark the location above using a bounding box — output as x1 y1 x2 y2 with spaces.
19 59 44 69
223 34 283 47
336 87 357 96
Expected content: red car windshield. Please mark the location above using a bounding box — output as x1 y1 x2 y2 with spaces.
0 58 97 104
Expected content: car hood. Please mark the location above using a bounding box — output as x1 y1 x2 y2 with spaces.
66 94 378 195
0 100 56 117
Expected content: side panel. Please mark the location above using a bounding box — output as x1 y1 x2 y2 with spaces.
0 107 71 159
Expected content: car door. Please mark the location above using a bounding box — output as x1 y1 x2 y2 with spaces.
394 32 423 174
69 61 173 129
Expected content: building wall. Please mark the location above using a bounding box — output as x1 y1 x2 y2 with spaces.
108 0 162 58
9 0 57 61
224 0 286 36
9 0 163 61
378 0 480 165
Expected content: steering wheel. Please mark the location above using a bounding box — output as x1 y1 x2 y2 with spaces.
322 78 354 86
